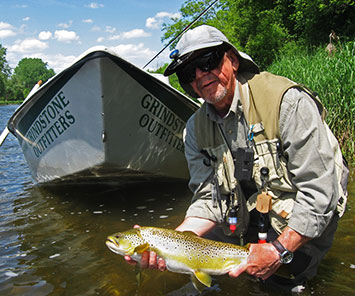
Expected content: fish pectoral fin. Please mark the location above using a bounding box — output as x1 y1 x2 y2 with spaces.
190 274 205 293
125 248 136 256
193 270 212 287
244 243 251 250
134 243 150 254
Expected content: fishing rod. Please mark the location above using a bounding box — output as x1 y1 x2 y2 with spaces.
142 0 219 69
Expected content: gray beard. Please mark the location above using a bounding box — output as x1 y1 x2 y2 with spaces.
204 87 228 105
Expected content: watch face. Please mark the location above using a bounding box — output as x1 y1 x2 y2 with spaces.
280 251 294 264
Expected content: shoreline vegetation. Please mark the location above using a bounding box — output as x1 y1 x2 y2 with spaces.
0 100 22 105
266 41 354 163
1 41 354 163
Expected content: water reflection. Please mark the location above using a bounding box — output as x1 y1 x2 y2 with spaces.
1 106 354 296
2 175 353 296
1 181 195 295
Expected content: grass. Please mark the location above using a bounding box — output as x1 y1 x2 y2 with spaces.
267 41 355 163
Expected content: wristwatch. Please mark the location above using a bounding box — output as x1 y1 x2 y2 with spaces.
272 239 294 264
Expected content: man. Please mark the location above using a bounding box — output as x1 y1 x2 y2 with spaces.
126 25 348 292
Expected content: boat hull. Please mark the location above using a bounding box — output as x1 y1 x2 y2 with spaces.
8 48 199 184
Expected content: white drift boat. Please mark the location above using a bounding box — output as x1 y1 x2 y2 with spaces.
6 46 200 185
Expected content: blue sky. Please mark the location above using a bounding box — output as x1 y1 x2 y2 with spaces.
0 0 185 74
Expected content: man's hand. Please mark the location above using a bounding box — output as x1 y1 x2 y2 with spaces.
229 226 311 280
229 243 280 280
123 225 167 271
124 252 167 271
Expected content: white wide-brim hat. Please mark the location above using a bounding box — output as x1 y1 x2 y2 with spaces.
164 25 260 98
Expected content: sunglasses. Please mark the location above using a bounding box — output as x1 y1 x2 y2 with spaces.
176 48 226 84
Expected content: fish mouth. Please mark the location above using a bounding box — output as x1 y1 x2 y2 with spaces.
106 237 121 254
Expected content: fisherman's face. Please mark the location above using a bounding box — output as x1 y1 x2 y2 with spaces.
190 49 239 107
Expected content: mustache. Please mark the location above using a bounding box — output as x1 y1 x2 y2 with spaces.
196 74 219 89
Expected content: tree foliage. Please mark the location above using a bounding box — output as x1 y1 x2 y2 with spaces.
161 0 355 69
9 58 55 100
157 0 354 159
0 46 55 102
0 44 11 77
0 44 11 99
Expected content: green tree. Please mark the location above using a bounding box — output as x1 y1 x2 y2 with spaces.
0 75 6 99
161 0 355 69
4 76 23 102
12 58 55 99
290 0 355 44
0 44 11 99
161 0 290 68
150 64 192 97
161 0 221 49
0 44 11 77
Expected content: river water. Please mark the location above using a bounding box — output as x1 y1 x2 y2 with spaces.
0 104 354 296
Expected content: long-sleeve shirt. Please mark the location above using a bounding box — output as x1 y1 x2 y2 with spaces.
183 77 339 239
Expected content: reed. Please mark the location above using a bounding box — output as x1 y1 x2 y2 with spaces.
267 41 355 163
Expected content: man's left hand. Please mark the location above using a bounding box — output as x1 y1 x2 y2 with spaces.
229 243 280 280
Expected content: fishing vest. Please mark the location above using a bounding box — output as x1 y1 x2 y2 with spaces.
194 71 348 235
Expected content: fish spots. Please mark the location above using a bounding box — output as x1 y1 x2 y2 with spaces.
108 226 249 276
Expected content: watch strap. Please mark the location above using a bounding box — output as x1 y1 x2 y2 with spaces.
272 239 286 254
272 239 293 264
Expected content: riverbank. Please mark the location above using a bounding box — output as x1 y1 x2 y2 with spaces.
0 100 22 105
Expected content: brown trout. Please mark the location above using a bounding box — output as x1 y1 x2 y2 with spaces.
106 226 249 287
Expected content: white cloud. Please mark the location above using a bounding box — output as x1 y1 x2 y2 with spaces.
22 17 30 22
109 29 151 41
121 29 151 39
8 38 48 53
87 3 104 9
58 21 73 29
110 43 155 66
110 42 170 69
96 37 104 43
43 53 76 73
6 47 76 73
83 19 93 23
91 26 101 31
0 22 16 37
146 11 180 29
146 17 156 29
54 30 79 42
38 31 52 40
0 29 16 38
18 52 76 73
18 24 27 33
0 22 13 30
105 26 116 33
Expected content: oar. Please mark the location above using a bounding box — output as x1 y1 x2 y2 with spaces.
0 80 42 147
